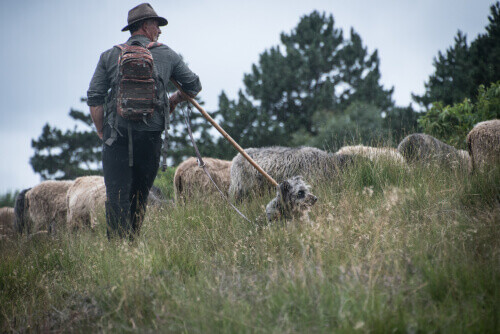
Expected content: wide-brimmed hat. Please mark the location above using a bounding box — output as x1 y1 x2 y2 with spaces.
121 3 168 32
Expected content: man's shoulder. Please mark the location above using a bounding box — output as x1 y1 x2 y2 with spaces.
99 45 121 59
150 43 180 62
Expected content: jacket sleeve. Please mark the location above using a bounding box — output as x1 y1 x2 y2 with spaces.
171 55 202 97
87 52 110 106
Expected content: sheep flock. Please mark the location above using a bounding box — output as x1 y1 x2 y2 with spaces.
1 119 498 238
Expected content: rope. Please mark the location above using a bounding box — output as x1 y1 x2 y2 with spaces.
181 103 253 224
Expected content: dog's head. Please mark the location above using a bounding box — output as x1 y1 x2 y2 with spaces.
276 175 317 218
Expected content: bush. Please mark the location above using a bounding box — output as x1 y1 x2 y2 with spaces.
418 81 500 149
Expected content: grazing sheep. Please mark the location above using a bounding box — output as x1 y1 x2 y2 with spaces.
66 176 169 230
15 180 74 234
174 157 232 203
229 146 351 201
0 207 15 238
66 176 106 230
336 145 405 165
467 119 500 172
266 176 318 222
397 133 469 169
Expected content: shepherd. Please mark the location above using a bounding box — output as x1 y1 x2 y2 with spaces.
87 3 202 240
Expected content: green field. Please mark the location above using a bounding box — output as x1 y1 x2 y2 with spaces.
1 159 499 333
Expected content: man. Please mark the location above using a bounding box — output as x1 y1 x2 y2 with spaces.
87 3 201 240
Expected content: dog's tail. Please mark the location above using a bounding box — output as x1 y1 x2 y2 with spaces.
14 188 31 234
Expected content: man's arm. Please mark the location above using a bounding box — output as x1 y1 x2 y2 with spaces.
169 55 202 113
90 105 104 140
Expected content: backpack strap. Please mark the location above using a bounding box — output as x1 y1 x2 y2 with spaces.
105 44 130 147
147 42 163 49
114 44 127 51
144 42 170 171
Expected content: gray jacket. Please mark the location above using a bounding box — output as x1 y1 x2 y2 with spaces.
87 35 202 131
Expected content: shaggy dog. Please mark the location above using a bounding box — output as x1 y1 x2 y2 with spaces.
467 119 500 172
398 133 469 169
174 157 232 203
266 176 318 222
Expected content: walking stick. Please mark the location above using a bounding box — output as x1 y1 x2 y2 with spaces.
170 80 279 188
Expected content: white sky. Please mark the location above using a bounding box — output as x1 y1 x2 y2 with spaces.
0 0 494 193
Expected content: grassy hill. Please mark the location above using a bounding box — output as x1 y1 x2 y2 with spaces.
1 158 499 332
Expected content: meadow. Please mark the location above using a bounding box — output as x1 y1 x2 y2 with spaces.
1 157 499 333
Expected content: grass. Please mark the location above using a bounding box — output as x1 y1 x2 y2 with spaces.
0 157 499 333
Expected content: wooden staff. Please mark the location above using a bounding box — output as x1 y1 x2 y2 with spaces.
171 80 279 188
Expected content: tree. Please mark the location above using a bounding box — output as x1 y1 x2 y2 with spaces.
30 108 102 180
215 11 394 153
418 81 500 149
413 2 500 109
297 102 387 151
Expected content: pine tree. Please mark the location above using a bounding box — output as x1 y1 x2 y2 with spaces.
413 2 500 108
216 11 394 149
30 108 102 180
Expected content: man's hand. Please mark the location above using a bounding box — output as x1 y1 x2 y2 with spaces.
90 105 104 140
168 90 187 114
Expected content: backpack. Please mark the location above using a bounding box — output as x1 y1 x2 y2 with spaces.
106 41 171 168
114 41 162 121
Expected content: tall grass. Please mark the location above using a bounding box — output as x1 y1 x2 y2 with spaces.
1 158 499 332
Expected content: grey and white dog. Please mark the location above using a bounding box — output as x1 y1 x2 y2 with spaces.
266 176 318 222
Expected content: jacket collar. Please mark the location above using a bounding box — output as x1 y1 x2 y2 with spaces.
127 34 152 45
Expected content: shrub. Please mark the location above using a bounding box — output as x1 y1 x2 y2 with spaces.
418 81 500 149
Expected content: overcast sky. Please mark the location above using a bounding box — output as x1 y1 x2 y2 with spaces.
0 0 494 193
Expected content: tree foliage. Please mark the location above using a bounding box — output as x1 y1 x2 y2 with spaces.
418 82 500 148
413 2 500 109
0 190 19 207
215 11 395 157
30 108 102 180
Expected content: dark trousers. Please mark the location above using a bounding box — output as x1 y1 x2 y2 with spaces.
102 126 162 240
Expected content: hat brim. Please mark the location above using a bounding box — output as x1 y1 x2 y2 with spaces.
122 16 168 32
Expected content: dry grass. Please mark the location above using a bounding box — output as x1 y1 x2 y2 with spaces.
1 158 499 332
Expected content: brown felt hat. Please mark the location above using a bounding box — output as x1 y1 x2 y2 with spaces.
121 3 168 32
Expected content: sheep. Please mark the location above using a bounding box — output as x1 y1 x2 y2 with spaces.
0 207 15 238
336 145 405 166
66 176 106 230
229 146 351 201
66 176 169 230
397 133 469 169
174 157 232 203
14 180 74 234
467 119 500 172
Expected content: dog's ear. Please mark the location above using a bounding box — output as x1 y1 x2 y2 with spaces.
279 180 291 199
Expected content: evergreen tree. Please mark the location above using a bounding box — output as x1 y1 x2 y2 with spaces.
470 2 500 94
413 2 500 108
216 11 394 150
30 108 102 180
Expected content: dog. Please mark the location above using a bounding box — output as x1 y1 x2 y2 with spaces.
265 176 318 222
